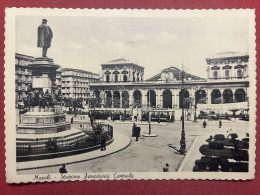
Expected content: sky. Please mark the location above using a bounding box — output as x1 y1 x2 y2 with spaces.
15 15 249 79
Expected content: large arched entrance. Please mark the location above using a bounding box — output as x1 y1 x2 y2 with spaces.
179 89 189 108
122 91 129 108
235 89 246 102
147 90 156 108
195 89 206 104
133 90 142 108
113 91 120 108
211 89 221 104
94 90 101 108
223 89 233 103
104 91 112 108
163 90 172 108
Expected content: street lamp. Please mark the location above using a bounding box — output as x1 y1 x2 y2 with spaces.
179 63 186 154
148 90 151 135
143 90 157 137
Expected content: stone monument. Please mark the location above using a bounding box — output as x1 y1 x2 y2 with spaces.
28 19 59 93
16 20 113 162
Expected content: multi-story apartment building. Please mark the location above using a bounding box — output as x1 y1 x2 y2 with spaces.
15 53 34 107
61 68 100 101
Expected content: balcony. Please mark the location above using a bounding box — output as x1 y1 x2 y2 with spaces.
207 76 249 82
24 71 32 75
16 77 22 82
17 86 29 91
24 78 32 83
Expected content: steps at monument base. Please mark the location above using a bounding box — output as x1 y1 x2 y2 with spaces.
16 138 114 162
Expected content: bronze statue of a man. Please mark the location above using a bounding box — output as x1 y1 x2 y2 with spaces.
37 19 53 57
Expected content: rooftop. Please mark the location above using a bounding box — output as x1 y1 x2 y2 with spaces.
15 53 35 61
146 66 204 82
101 58 144 69
206 51 249 59
61 67 100 76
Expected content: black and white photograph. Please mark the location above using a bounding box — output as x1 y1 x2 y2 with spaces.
5 8 256 183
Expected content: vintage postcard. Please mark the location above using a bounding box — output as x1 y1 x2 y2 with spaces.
5 8 256 183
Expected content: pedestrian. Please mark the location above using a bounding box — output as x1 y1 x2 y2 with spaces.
132 122 136 137
219 119 222 128
100 137 104 151
70 117 73 124
90 117 94 126
203 120 207 128
59 164 67 173
101 136 106 151
163 163 169 172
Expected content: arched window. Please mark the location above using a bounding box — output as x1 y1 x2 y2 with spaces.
237 69 242 78
115 75 118 82
235 89 245 102
213 71 218 79
106 75 110 83
123 75 127 82
223 89 233 103
225 70 230 79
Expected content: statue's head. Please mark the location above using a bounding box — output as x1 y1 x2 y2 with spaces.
42 19 47 24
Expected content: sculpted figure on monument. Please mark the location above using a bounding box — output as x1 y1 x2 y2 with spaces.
37 19 53 57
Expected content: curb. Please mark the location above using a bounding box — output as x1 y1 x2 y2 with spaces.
177 136 201 172
17 132 131 171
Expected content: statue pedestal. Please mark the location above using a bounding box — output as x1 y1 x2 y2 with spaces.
28 57 60 93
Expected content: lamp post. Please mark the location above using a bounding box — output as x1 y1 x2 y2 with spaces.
180 63 186 154
148 90 151 135
143 90 157 137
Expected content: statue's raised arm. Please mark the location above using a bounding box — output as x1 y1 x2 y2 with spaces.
37 19 53 57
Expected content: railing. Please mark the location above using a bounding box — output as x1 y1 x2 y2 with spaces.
16 123 113 157
208 77 248 81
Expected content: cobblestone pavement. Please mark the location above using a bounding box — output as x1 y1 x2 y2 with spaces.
18 119 249 174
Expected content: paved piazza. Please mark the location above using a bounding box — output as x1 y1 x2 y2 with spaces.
18 119 249 174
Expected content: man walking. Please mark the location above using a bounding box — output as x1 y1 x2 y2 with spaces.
219 119 222 128
203 120 207 128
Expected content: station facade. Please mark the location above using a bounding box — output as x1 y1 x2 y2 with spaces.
89 52 249 114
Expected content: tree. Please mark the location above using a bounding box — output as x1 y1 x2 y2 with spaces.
64 97 84 112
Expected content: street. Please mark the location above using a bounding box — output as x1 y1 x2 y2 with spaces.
18 119 249 174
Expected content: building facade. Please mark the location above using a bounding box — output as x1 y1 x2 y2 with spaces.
15 53 34 106
90 54 249 115
15 53 101 106
101 58 144 83
206 51 248 81
61 68 100 101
